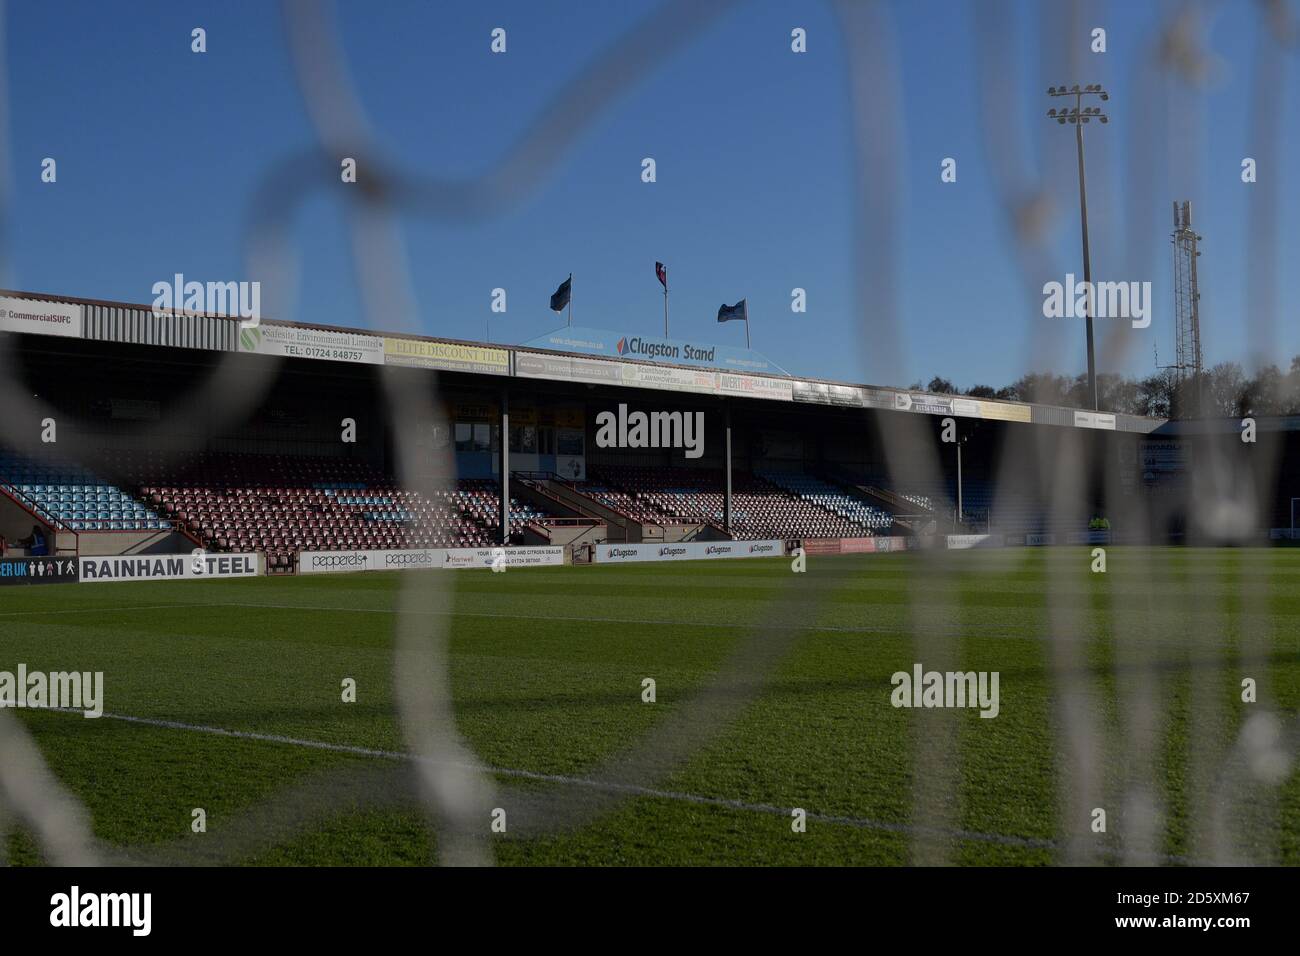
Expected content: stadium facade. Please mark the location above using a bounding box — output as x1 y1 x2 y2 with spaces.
1 290 1296 576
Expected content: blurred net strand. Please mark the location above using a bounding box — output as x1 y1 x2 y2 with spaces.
1 0 1297 868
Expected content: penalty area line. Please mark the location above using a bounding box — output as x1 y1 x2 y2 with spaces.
49 706 1144 857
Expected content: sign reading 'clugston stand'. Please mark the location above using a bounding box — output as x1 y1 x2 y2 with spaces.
524 326 788 376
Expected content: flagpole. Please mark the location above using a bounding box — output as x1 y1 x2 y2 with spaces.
744 302 751 349
568 273 572 327
663 285 669 337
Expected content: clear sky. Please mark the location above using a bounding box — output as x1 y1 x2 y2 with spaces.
6 0 1298 389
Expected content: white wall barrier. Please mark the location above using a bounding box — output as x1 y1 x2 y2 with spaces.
593 540 784 564
442 547 565 569
79 552 260 582
1065 530 1111 545
945 534 993 550
298 546 565 574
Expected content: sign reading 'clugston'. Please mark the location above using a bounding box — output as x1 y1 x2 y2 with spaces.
524 325 788 376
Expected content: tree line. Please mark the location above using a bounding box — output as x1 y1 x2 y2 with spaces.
916 356 1300 419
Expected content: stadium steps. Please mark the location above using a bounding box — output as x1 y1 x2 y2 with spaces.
533 475 658 543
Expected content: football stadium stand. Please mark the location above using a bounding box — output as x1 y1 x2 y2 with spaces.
0 449 168 532
575 465 888 539
12 289 1299 566
757 471 894 532
109 452 564 570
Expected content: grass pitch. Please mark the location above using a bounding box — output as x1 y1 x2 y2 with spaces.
3 546 1299 866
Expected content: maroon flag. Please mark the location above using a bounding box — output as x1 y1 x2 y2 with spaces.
655 261 667 289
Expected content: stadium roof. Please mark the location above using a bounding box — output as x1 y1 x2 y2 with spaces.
0 288 1166 434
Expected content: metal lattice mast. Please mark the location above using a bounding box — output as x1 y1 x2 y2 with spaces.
1171 201 1205 415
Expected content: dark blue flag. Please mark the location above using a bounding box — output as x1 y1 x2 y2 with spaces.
717 299 747 323
549 276 572 312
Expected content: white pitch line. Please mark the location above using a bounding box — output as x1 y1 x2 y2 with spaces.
0 603 226 618
4 598 1200 648
216 601 1203 649
49 706 1076 853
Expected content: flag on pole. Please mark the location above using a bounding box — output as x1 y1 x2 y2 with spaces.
549 275 572 313
655 261 667 289
717 299 747 323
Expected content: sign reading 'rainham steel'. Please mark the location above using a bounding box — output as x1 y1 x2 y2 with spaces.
78 553 259 582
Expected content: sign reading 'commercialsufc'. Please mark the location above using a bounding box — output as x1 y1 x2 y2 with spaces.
78 553 259 582
0 296 82 339
239 323 384 365
0 556 80 586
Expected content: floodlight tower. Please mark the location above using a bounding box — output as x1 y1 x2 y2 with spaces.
1171 200 1205 416
1046 84 1110 411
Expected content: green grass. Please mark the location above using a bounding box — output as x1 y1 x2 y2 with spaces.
2 546 1298 865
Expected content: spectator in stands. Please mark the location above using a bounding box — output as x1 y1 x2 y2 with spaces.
16 524 47 556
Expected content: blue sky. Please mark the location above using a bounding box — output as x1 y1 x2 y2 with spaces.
7 0 1298 389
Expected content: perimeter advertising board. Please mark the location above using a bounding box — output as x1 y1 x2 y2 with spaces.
78 553 260 582
0 556 80 586
299 546 564 574
442 547 565 569
594 540 783 564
